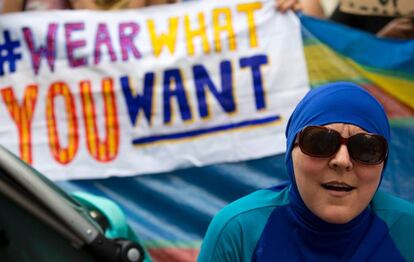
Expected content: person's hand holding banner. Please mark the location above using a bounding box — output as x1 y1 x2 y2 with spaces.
275 0 301 13
377 17 414 39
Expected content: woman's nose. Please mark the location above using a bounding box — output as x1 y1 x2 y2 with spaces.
328 144 353 172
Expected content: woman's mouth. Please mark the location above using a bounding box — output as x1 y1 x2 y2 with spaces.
321 182 355 192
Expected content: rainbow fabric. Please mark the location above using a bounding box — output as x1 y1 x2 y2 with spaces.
301 14 414 119
58 15 414 262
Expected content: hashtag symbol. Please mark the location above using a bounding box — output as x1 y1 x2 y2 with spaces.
0 30 22 76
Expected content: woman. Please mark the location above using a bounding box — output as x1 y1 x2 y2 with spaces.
198 82 414 261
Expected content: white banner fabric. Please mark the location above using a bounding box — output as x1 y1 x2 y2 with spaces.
0 0 309 180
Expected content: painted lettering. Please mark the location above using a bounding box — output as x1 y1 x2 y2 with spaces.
80 78 119 162
22 24 58 75
184 13 210 56
1 85 38 163
240 54 268 110
46 82 79 164
120 73 155 126
65 22 88 68
119 22 141 61
147 17 179 57
193 61 236 119
163 69 193 124
237 2 262 48
212 8 236 52
94 23 117 65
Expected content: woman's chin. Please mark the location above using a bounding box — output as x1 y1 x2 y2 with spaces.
316 206 358 224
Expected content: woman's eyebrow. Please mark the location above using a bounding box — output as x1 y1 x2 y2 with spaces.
349 129 367 136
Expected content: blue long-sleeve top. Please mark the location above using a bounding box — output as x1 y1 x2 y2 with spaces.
198 185 414 261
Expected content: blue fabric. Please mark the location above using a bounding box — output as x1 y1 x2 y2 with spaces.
197 188 291 262
253 205 403 262
253 82 404 261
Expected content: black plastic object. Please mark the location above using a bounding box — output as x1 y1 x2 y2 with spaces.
0 229 8 247
88 236 145 262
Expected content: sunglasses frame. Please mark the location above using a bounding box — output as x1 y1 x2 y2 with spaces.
297 125 388 165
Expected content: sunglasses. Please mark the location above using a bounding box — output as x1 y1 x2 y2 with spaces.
296 126 388 165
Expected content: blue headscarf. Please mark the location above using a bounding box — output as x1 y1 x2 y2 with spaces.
285 82 390 198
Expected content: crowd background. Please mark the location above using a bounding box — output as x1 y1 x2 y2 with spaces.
0 0 335 13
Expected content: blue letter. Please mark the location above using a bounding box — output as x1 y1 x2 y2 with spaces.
120 73 155 126
163 69 192 124
193 61 236 118
240 54 268 110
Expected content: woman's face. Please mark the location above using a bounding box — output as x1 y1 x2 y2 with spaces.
292 123 384 224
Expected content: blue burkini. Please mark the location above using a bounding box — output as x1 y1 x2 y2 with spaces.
198 83 414 261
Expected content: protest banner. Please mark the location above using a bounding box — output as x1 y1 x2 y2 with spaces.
0 0 309 180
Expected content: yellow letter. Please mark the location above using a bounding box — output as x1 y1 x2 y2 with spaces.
213 8 236 52
237 2 262 48
184 12 210 56
147 17 179 57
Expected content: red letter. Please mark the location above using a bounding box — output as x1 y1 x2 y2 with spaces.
46 82 79 164
80 78 119 162
1 85 38 163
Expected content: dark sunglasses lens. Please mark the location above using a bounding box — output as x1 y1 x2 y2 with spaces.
348 134 387 164
300 127 339 157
